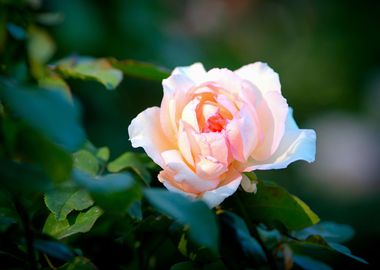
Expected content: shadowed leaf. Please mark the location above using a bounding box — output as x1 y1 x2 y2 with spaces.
34 239 75 262
107 152 151 185
221 211 266 263
144 189 219 255
0 79 86 151
293 221 355 243
110 58 170 81
292 234 368 264
293 255 332 270
72 169 141 213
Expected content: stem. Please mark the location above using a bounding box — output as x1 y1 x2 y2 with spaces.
234 194 278 270
43 254 57 270
98 161 106 176
13 197 37 270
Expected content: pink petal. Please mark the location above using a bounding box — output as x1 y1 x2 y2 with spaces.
177 120 195 166
192 131 230 165
128 107 174 168
181 98 201 132
241 108 316 171
251 91 288 161
158 169 199 195
160 167 243 208
196 156 227 180
201 169 242 208
161 150 219 192
160 63 205 142
226 104 259 162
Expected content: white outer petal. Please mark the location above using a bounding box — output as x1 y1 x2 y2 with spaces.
243 108 316 171
163 63 206 96
128 107 173 168
172 62 207 84
251 91 289 161
237 104 259 160
235 62 281 94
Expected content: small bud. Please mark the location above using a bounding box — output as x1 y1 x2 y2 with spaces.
241 174 258 193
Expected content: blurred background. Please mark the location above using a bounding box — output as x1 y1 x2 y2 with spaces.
11 0 380 268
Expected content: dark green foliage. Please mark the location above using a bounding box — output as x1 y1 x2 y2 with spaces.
0 79 86 152
234 177 320 230
144 189 219 255
110 59 170 81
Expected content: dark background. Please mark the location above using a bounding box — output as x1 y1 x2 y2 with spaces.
29 0 380 268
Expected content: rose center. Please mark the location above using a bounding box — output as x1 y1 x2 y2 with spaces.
204 112 227 132
193 90 233 133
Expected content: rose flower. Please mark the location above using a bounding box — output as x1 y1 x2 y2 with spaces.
128 62 316 207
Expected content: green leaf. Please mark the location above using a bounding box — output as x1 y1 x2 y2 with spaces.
221 211 266 263
235 179 319 230
144 189 219 254
178 234 189 258
73 150 99 176
293 221 354 243
27 26 55 78
38 73 71 100
53 56 123 90
44 206 103 239
257 226 282 250
44 184 94 221
58 206 103 239
328 242 368 264
27 26 56 65
0 79 86 151
58 256 97 270
107 152 151 185
1 117 72 183
293 255 332 270
110 59 170 81
43 213 70 237
293 235 368 264
73 169 136 193
34 239 75 262
127 201 142 221
72 169 141 213
96 147 110 162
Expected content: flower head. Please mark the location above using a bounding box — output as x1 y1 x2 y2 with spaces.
128 62 316 207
